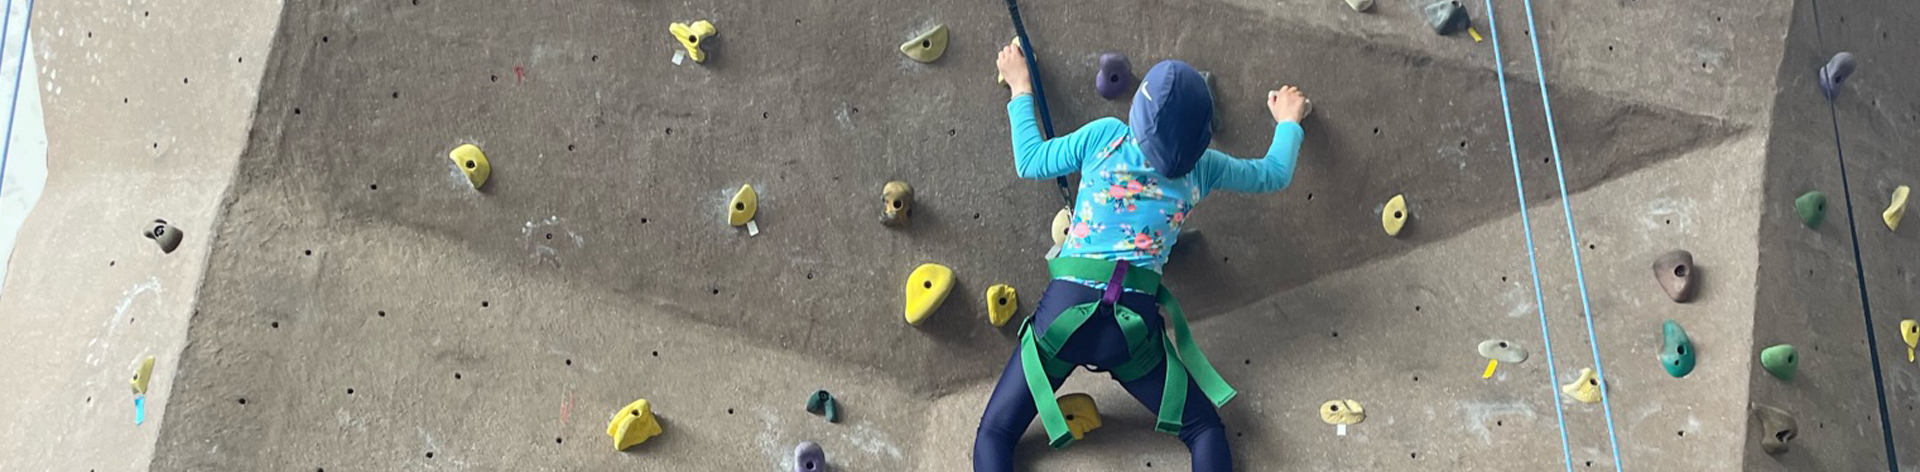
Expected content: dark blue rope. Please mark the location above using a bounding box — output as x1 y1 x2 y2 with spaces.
1001 0 1074 206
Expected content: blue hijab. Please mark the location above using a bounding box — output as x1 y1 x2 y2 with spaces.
1128 61 1213 179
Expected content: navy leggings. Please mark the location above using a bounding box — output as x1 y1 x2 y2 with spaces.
972 280 1231 471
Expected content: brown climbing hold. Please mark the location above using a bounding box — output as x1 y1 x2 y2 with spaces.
143 219 183 254
1752 404 1797 454
1652 250 1698 303
881 181 913 227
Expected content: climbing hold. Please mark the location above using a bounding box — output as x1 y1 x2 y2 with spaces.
1318 399 1366 425
1660 320 1696 378
806 389 841 423
606 398 664 451
669 20 717 64
144 219 183 254
1902 319 1917 363
1884 185 1908 231
1057 393 1103 440
904 263 955 325
1753 404 1797 454
1795 191 1826 228
729 184 758 227
130 356 155 394
1423 0 1471 36
1050 207 1072 247
1761 344 1797 380
1382 194 1409 237
881 181 914 227
1652 250 1698 303
1476 339 1527 363
794 441 826 472
996 38 1021 85
1095 53 1133 99
1561 368 1602 403
1819 52 1855 100
448 144 491 190
985 284 1018 327
1345 0 1374 12
900 24 949 63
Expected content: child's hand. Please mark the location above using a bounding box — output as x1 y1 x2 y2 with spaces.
1267 85 1310 123
997 41 1034 97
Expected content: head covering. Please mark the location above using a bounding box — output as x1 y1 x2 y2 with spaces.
1129 60 1213 179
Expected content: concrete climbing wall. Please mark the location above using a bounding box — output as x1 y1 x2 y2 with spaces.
1746 0 1920 470
1 0 1911 470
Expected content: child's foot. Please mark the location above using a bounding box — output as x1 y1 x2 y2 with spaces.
1267 85 1310 123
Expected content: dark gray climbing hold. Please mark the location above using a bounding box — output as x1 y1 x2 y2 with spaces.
1476 339 1528 363
805 389 840 423
1819 52 1854 100
1795 191 1826 228
1660 320 1695 378
794 440 826 472
1761 344 1797 380
1652 250 1698 303
1423 0 1471 36
1753 404 1797 454
1096 53 1133 99
143 219 182 254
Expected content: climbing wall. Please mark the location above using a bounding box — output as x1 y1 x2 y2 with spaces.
2 0 1914 470
1746 0 1920 470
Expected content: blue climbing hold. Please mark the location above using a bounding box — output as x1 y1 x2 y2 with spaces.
1820 52 1854 100
1096 53 1133 99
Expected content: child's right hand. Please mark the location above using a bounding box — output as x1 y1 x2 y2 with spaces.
1267 85 1310 123
997 42 1034 97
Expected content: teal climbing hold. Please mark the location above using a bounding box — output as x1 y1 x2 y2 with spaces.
805 389 840 423
1760 344 1797 381
1660 320 1695 378
1796 191 1826 228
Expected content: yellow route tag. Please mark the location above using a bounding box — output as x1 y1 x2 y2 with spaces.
1482 359 1499 379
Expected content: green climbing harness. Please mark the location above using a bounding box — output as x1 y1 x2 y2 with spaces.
1019 257 1237 449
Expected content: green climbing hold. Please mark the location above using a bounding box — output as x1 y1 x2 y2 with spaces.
805 389 841 423
1796 191 1827 228
1760 344 1797 381
1660 320 1695 378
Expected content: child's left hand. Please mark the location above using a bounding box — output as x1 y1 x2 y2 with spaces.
997 42 1034 97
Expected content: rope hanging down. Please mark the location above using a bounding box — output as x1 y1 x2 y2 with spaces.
1002 0 1075 206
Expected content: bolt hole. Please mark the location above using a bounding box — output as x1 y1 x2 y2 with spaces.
923 281 933 289
1332 331 1338 337
1674 265 1687 277
293 108 301 115
481 301 490 308
591 55 598 61
454 373 462 380
347 388 354 395
378 311 387 317
688 35 698 43
892 200 903 209
921 39 931 49
426 452 434 459
370 184 378 190
1414 376 1420 381
271 322 280 328
465 160 476 169
1373 127 1381 135
1394 211 1404 219
238 398 247 405
546 233 553 240
556 437 563 444
998 297 1008 305
666 128 673 135
1589 378 1598 385
652 351 659 357
734 202 744 211
1677 430 1685 437
727 408 734 414
1330 404 1340 411
1109 74 1120 83
565 359 572 366
711 288 720 295
490 75 498 82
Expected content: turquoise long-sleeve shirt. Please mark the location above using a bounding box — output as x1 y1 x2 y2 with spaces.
1009 93 1303 273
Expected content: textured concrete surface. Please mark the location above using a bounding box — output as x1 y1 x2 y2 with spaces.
2 0 1915 470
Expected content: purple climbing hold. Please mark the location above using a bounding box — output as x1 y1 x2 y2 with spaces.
1819 52 1854 100
794 441 826 472
1096 53 1134 99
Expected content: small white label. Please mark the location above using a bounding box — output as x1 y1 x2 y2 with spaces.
672 50 686 65
1044 244 1063 259
746 220 760 236
1336 424 1347 436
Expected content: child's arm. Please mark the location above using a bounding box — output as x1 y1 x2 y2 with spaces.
1195 121 1302 194
1007 94 1118 179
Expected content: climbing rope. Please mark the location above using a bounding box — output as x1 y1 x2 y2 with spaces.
1479 2 1577 470
1000 0 1075 206
1511 0 1628 467
0 0 34 200
1807 1 1902 468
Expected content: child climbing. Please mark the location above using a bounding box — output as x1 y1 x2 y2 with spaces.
972 42 1308 472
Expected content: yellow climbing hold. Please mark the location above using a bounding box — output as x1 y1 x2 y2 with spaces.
1562 368 1602 403
996 38 1022 85
448 144 491 190
904 263 955 325
130 356 155 394
985 284 1018 327
900 24 949 63
728 184 758 227
1050 207 1072 247
1902 319 1917 362
606 398 664 451
1319 399 1366 425
669 20 717 64
1884 185 1909 231
1382 194 1408 237
1057 393 1103 440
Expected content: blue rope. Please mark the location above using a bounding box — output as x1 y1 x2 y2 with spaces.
0 0 22 200
1000 0 1074 206
1480 1 1576 470
1513 0 1626 468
